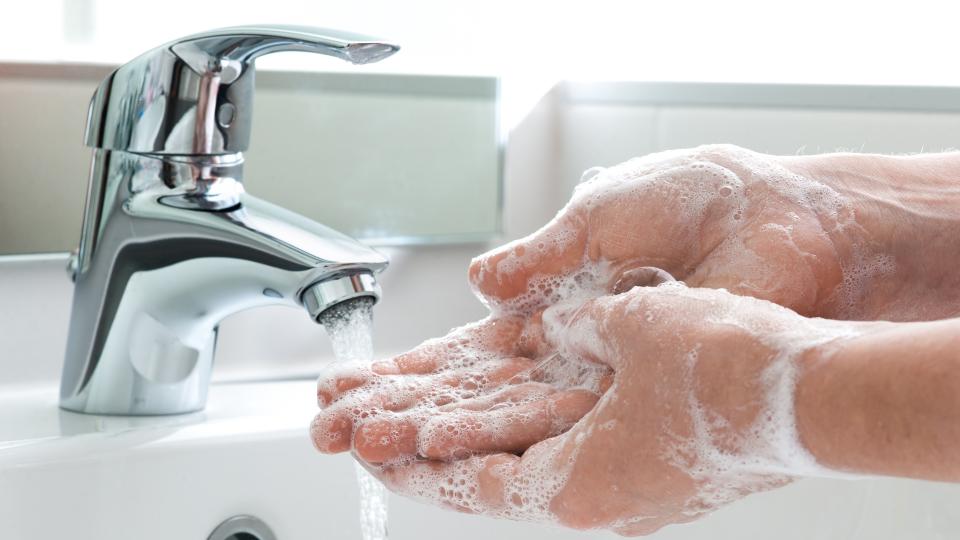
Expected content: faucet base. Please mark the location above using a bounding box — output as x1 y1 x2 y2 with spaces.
59 320 216 416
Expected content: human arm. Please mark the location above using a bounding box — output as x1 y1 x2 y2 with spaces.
797 316 960 480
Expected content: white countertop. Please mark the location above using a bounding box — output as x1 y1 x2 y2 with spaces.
0 379 319 468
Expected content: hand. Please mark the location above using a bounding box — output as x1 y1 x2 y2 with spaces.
471 145 960 321
368 284 865 535
311 313 613 461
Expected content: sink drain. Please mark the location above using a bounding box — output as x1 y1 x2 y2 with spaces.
208 515 276 540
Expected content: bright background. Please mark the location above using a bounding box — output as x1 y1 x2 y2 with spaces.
2 0 960 85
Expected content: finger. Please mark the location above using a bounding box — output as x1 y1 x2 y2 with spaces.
381 356 539 412
371 316 528 376
312 357 539 453
313 385 398 454
612 266 676 294
375 435 567 519
352 415 421 463
317 364 373 407
379 453 520 514
469 209 588 306
437 381 558 412
420 389 598 460
353 389 597 463
317 340 532 409
311 406 355 453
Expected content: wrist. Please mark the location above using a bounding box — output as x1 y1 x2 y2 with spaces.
794 319 960 480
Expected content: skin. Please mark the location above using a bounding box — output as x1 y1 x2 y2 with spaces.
312 145 960 535
796 317 960 481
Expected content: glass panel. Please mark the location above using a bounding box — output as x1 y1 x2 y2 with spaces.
0 66 501 254
245 71 501 243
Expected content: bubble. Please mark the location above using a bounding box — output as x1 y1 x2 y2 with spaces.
579 166 606 184
623 285 870 517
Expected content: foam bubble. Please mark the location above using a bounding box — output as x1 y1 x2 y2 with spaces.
390 437 573 523
644 286 862 511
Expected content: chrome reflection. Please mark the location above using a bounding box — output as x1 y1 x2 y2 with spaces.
62 26 397 415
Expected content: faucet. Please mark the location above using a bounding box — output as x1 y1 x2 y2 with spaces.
60 25 398 415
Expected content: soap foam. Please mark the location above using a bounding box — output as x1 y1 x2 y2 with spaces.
602 283 860 515
389 427 576 524
535 279 870 520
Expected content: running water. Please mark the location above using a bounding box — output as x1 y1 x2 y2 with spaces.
320 297 388 540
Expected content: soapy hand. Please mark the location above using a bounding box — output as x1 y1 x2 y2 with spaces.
311 312 612 461
471 144 960 321
472 144 905 320
368 284 863 535
311 145 960 534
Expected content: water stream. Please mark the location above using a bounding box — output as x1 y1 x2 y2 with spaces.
320 297 389 540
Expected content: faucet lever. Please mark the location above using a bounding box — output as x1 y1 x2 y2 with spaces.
171 25 400 73
84 24 399 155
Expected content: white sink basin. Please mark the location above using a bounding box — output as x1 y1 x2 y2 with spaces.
3 380 960 540
0 380 358 539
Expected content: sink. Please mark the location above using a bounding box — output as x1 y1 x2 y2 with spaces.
3 379 960 540
0 380 359 539
2 257 960 539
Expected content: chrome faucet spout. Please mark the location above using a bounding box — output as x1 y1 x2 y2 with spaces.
84 26 399 155
61 25 396 415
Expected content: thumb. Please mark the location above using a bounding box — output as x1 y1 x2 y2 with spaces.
469 208 588 307
540 295 623 369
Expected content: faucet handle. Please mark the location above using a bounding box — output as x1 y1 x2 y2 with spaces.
84 25 399 155
168 25 400 76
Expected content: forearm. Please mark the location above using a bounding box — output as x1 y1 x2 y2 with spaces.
795 318 960 480
783 152 960 320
